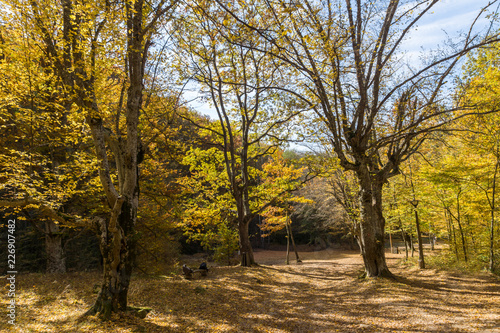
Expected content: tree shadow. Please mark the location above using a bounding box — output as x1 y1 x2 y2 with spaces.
12 255 500 333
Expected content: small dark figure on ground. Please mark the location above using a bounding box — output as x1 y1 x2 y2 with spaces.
182 263 209 279
199 262 209 276
183 264 193 279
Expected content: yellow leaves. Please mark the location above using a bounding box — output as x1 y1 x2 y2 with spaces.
465 67 500 109
260 206 288 235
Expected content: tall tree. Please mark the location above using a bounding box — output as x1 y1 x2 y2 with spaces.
175 2 311 265
2 0 176 318
212 0 500 277
0 2 103 273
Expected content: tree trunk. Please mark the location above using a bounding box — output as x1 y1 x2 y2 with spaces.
400 223 409 259
414 208 425 269
289 220 301 263
490 156 498 272
408 162 424 268
86 195 137 319
357 173 392 278
238 219 254 266
444 208 451 244
389 232 393 254
27 0 165 320
450 213 459 261
456 218 467 262
410 232 415 257
45 220 66 274
454 191 468 262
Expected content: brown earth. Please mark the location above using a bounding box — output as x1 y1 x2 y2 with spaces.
2 248 499 332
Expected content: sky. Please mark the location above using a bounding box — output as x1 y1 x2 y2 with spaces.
402 0 498 61
184 0 499 119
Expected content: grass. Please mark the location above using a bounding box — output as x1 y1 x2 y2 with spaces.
1 249 499 332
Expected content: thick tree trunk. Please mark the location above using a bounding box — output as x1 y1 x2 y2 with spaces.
45 220 66 273
357 173 392 278
238 220 255 266
445 209 451 243
86 196 137 319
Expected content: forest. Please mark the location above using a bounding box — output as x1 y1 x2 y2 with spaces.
1 0 500 332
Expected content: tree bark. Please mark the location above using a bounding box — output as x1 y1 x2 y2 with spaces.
452 190 468 262
45 220 66 274
490 155 498 272
389 232 393 254
238 219 255 266
357 171 392 278
86 194 138 318
399 219 409 259
25 0 173 319
449 212 459 261
414 208 425 269
289 219 301 263
456 215 467 262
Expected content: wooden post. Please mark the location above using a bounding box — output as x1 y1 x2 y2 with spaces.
289 221 301 263
285 220 290 265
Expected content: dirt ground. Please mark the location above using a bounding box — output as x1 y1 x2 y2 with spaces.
2 248 500 332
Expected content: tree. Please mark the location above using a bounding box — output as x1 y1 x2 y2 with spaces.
180 142 309 266
0 4 103 273
394 132 498 270
408 161 425 269
2 0 176 318
175 2 311 266
135 99 203 274
460 44 500 272
212 0 500 277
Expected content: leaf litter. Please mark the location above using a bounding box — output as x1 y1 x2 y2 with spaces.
2 249 499 332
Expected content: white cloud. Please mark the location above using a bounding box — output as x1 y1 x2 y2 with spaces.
400 0 496 61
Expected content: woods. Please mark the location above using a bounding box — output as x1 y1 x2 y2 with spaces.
1 0 500 330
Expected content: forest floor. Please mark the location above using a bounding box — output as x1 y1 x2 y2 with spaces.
2 248 500 332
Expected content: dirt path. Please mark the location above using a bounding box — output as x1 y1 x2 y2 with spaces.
251 248 500 332
254 247 379 265
5 249 500 333
254 247 413 272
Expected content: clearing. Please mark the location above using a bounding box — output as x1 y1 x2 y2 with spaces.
1 248 499 332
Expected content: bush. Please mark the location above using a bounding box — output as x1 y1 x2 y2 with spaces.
212 222 239 265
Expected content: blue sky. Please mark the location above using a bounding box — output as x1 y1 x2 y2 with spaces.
402 0 498 59
185 1 498 119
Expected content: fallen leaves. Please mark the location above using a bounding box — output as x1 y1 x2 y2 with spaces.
2 249 500 332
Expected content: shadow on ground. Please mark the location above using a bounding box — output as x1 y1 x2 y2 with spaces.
3 249 500 332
